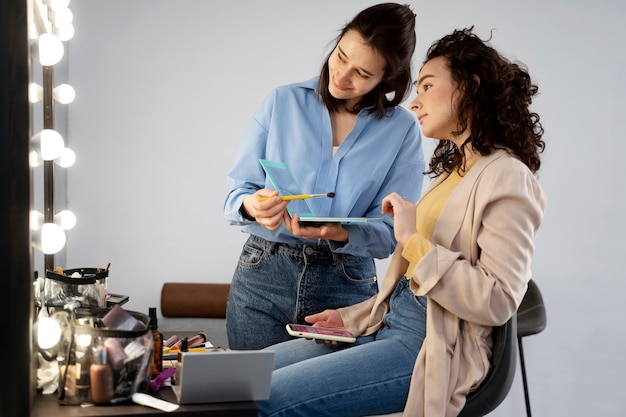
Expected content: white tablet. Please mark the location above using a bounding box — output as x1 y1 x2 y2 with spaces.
298 216 383 224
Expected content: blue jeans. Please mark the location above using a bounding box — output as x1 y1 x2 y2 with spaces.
257 278 427 417
226 235 379 350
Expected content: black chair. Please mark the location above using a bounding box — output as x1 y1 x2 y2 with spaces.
516 279 547 417
458 315 517 417
371 281 543 417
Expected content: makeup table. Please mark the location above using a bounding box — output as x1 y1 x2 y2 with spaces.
31 387 258 416
32 331 258 416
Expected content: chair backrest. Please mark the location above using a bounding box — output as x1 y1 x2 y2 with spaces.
161 283 230 318
458 315 517 417
517 279 546 337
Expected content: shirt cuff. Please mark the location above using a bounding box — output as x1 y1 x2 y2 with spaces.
239 204 256 222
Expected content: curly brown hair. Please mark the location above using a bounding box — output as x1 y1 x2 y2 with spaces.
424 27 545 176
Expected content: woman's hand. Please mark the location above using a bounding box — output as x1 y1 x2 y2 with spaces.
304 309 347 347
381 192 417 247
283 212 349 242
305 309 345 328
242 190 289 231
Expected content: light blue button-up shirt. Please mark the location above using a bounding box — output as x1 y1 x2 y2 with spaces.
224 77 425 259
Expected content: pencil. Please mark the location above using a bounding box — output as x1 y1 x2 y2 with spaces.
258 192 335 202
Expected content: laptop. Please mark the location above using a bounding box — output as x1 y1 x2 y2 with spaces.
259 159 383 224
172 350 275 404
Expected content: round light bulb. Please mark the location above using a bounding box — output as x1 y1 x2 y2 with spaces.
56 23 74 41
77 333 92 348
33 129 65 161
38 316 62 350
30 210 44 231
39 223 66 254
29 83 44 103
55 147 76 168
29 19 39 40
53 83 75 104
49 0 70 11
30 150 43 168
54 210 76 230
53 8 73 27
38 33 64 66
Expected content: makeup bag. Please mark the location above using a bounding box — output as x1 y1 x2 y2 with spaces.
44 267 108 311
56 307 153 405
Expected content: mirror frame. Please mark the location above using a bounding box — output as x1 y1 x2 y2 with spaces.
0 0 35 415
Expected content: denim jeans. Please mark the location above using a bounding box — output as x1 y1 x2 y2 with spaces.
257 278 427 417
226 235 379 350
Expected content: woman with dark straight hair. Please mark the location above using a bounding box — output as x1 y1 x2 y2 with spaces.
224 3 425 351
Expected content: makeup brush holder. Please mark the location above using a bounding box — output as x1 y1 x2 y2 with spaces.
44 267 108 311
57 308 153 405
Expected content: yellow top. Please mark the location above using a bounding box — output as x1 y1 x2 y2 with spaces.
402 161 478 276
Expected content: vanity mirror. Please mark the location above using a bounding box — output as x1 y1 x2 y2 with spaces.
0 0 77 414
29 0 77 274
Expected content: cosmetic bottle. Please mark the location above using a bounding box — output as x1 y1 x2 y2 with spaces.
103 337 127 371
173 337 188 386
90 346 114 404
75 345 92 402
149 307 163 378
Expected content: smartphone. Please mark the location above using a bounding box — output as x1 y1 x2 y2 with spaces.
285 324 356 343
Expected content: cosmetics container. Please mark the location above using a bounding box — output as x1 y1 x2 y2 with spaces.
57 309 152 405
44 267 108 310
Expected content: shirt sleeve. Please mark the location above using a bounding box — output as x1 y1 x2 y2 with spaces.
223 96 274 225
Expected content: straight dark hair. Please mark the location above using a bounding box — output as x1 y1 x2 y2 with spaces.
318 3 416 119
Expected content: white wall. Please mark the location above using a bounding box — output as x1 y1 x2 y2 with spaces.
62 1 625 415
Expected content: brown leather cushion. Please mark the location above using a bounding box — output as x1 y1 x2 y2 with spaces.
160 283 230 318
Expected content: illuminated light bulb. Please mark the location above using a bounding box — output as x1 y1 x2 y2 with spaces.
30 150 43 168
29 83 44 103
52 7 73 27
53 83 75 104
38 316 62 350
55 147 76 168
32 129 65 161
29 20 39 40
30 210 44 231
38 33 64 66
56 23 74 41
36 1 49 24
41 223 66 254
49 0 70 11
33 222 67 254
54 210 76 230
77 333 92 348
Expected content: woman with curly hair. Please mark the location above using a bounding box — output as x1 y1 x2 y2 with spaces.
258 27 547 417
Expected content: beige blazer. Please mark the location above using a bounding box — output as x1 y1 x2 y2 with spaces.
339 149 547 417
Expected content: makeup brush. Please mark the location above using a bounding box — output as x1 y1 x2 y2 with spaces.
258 192 335 202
